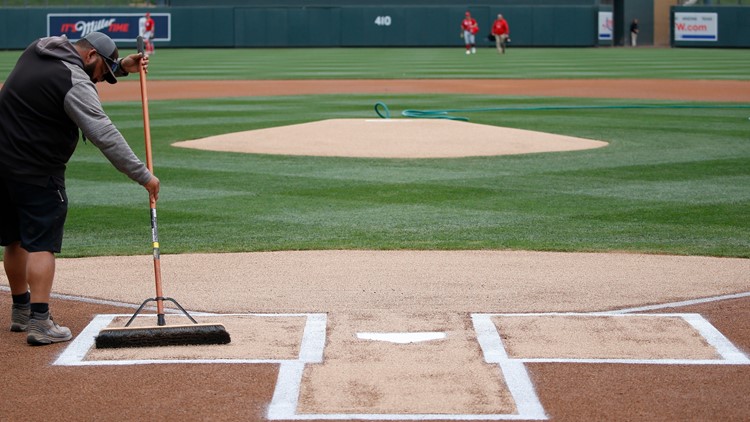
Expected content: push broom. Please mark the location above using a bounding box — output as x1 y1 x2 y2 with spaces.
95 37 231 349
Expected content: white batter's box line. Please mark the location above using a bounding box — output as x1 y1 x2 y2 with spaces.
269 357 546 422
472 312 750 366
471 314 548 420
53 313 328 367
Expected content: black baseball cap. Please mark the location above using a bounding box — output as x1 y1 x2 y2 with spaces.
83 31 119 84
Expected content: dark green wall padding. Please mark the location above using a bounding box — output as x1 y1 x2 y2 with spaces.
0 4 748 49
0 5 599 49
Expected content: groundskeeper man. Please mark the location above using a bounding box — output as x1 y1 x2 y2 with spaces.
0 32 160 345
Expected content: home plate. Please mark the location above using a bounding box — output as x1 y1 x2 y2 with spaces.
357 331 446 344
172 118 607 158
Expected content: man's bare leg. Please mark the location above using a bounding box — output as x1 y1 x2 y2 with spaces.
26 250 55 304
4 242 29 295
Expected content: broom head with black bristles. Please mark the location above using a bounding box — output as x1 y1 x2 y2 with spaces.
95 323 231 349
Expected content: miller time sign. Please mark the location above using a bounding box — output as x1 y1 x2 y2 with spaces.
48 13 171 42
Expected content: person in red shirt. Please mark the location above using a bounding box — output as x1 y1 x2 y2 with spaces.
460 11 479 55
491 14 510 54
142 12 155 56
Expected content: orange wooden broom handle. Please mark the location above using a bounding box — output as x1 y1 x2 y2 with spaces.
137 36 165 320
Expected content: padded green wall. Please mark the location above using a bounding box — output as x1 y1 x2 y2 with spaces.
232 5 598 47
0 5 597 49
1 5 747 49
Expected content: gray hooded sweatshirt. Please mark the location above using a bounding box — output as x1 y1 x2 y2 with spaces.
0 35 151 187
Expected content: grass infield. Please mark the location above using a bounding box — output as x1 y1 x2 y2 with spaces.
0 48 748 258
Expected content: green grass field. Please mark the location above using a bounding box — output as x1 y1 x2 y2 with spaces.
148 47 750 80
2 47 750 81
1 48 749 258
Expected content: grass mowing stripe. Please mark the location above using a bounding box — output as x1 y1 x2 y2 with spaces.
2 47 750 81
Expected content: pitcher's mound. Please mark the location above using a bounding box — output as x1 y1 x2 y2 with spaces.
172 119 608 158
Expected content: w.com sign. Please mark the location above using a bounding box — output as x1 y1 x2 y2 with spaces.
47 13 171 42
674 12 717 42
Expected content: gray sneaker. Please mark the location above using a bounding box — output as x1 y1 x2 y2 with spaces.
26 312 72 345
11 303 30 332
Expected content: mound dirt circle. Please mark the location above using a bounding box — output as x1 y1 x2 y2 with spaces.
172 118 608 158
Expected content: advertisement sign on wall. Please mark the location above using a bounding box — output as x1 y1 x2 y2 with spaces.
47 13 171 42
598 11 613 41
674 12 717 42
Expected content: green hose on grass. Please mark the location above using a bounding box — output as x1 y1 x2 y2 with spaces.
374 101 750 122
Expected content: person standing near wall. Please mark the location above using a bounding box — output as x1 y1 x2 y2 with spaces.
139 12 156 56
630 18 639 47
491 14 510 54
461 11 479 55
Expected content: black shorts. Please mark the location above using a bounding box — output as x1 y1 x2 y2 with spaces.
0 175 67 253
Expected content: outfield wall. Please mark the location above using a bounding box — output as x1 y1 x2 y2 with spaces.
0 5 598 49
0 4 747 50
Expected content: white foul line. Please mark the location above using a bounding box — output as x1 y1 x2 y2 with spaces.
682 313 750 364
600 291 750 314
